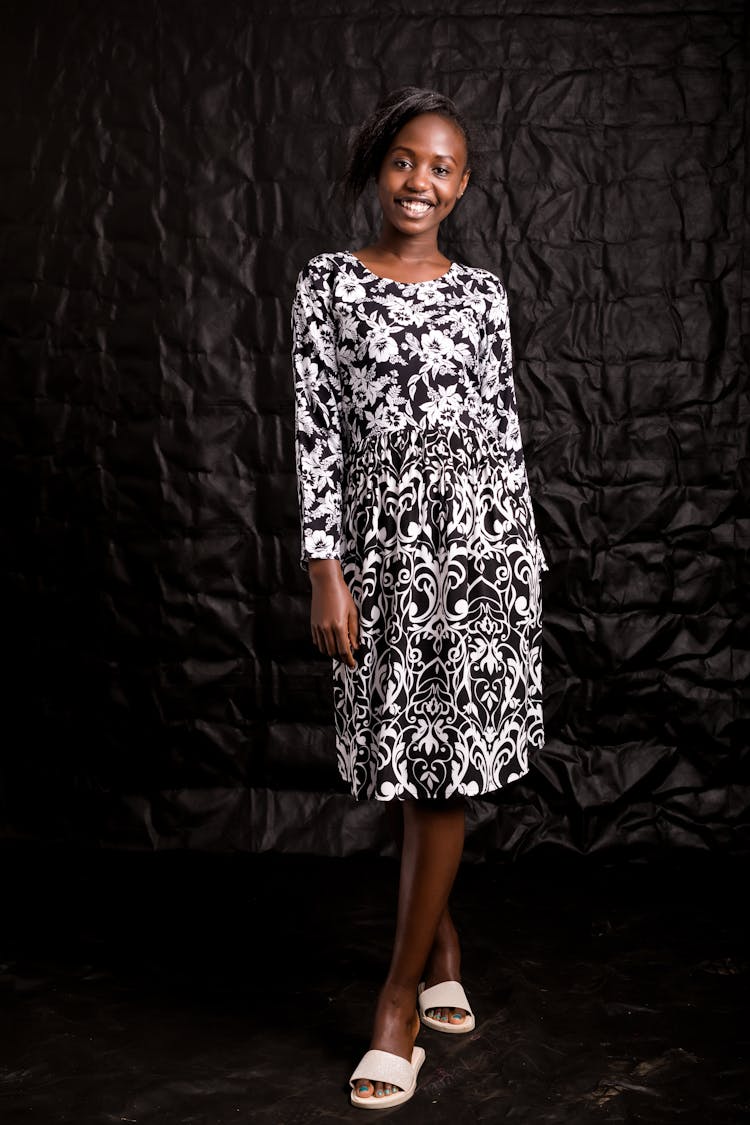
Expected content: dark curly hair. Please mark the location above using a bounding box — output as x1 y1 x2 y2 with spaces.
340 86 474 212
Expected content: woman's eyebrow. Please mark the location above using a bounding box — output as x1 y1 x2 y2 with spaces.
391 146 457 164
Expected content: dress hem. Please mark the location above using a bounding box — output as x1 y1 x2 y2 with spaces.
342 761 534 803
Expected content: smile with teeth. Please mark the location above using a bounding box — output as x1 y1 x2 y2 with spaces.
397 199 433 215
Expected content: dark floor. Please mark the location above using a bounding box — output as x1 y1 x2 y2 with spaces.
0 841 748 1124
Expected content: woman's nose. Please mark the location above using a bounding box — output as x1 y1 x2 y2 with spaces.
405 165 430 190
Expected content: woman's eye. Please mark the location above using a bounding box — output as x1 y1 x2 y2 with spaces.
435 167 450 176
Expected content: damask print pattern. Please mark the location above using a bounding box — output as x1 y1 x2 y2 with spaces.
292 250 548 801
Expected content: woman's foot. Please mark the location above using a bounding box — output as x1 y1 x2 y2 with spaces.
422 915 468 1025
352 986 421 1101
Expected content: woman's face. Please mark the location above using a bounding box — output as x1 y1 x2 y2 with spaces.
375 112 471 238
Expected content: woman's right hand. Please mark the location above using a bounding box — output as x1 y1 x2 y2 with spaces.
308 559 360 669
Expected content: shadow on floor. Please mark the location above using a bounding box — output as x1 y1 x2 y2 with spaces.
0 842 748 1123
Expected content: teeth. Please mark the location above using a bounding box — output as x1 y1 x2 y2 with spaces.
398 200 431 213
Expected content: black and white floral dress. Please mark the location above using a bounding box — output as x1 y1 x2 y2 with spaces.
291 250 548 802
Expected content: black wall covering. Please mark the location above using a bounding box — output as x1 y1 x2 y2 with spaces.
1 1 747 858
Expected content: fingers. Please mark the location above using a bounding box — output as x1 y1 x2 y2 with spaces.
311 624 336 657
336 623 358 669
312 623 360 668
348 605 359 652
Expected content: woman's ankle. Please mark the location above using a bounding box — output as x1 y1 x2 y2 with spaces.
424 941 461 984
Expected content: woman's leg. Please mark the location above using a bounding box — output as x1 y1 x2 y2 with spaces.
353 796 465 1100
385 800 468 1026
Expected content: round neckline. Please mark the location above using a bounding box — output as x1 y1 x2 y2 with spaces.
345 249 456 286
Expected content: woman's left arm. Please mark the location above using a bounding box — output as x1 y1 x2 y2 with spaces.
478 280 524 485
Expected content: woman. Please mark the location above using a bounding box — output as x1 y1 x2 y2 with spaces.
291 87 548 1109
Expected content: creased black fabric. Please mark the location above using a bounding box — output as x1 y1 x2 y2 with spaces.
0 0 746 857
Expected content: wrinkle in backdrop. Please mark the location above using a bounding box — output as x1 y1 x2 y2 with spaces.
0 0 746 856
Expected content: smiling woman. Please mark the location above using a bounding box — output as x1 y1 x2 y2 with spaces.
341 92 471 283
290 86 548 1110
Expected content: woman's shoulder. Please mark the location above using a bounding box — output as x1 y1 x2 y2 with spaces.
296 249 352 284
454 260 507 296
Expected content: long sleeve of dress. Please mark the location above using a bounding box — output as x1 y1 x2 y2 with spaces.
479 280 525 492
291 260 345 571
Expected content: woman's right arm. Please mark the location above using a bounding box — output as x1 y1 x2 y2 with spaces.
291 260 359 667
291 260 345 569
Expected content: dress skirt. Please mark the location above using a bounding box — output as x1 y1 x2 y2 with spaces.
332 420 548 802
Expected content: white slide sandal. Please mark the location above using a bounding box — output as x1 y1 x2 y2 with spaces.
417 980 476 1033
349 1045 426 1109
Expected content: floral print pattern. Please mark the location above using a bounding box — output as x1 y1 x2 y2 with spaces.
292 250 548 801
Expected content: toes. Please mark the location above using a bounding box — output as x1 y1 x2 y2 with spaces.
372 1081 401 1099
355 1080 374 1098
426 1005 467 1022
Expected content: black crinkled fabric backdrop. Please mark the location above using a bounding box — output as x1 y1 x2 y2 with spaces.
0 0 747 858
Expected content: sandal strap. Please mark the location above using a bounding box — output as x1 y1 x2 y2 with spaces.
418 979 472 1016
349 1048 416 1091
